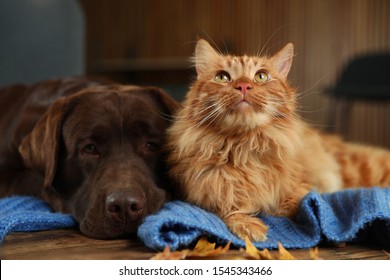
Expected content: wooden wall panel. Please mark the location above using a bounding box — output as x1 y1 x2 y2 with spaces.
79 0 390 148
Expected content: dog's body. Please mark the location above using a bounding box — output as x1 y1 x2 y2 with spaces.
0 77 178 238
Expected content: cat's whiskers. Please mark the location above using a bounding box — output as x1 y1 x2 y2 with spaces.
266 94 327 127
261 102 300 126
156 111 177 122
269 107 297 123
265 101 324 128
195 100 229 128
195 98 238 130
266 94 328 127
176 102 218 120
266 98 297 110
257 24 292 57
191 99 221 115
294 74 330 101
174 99 229 130
172 98 222 123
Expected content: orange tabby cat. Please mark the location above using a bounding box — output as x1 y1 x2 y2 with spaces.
166 39 390 241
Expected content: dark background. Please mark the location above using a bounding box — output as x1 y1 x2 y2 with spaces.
1 0 389 148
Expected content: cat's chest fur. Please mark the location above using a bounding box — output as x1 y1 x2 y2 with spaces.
168 124 304 215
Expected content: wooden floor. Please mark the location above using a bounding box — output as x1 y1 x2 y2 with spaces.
1 229 389 260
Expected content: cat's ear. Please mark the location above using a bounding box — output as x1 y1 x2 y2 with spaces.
194 39 220 75
272 43 294 78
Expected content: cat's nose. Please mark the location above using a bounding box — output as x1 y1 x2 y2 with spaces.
235 82 252 94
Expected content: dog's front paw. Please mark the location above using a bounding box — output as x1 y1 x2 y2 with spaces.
225 214 268 242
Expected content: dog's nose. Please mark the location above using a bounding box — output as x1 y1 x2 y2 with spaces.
105 191 145 224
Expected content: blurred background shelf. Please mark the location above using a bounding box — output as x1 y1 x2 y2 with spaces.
79 0 390 148
1 0 389 147
92 57 190 72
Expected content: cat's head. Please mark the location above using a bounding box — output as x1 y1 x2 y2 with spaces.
186 39 296 132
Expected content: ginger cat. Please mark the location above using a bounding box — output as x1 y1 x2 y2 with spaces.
166 39 390 241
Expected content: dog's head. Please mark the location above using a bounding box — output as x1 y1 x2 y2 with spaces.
18 85 179 238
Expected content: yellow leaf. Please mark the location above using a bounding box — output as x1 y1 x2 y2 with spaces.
190 237 231 257
309 247 322 260
150 238 301 260
245 236 260 259
192 237 216 255
150 245 189 260
277 242 295 260
244 236 274 260
258 248 274 260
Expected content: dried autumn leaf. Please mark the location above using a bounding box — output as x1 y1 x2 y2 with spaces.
277 242 296 260
245 236 260 259
309 247 322 260
191 237 217 255
150 245 189 260
189 236 231 257
258 248 274 260
151 237 234 260
244 236 274 260
150 237 302 260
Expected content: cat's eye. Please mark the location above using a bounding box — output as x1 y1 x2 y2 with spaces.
254 70 270 83
214 71 231 83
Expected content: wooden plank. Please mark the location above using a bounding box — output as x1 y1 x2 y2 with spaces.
1 229 389 260
0 230 156 260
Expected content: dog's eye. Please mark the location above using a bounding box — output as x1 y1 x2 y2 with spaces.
146 141 161 153
81 143 99 155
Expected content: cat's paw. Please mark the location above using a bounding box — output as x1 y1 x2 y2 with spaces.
225 214 268 242
276 186 309 218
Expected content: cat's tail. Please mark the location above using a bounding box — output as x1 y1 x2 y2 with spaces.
327 138 390 188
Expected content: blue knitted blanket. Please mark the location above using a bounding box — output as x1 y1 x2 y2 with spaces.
138 188 390 250
1 188 390 250
0 196 76 242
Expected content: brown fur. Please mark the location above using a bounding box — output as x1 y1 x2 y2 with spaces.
0 77 179 239
166 39 390 241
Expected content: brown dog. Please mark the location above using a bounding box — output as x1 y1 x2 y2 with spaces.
0 77 179 239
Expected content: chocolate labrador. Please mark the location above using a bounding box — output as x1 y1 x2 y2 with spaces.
0 77 179 239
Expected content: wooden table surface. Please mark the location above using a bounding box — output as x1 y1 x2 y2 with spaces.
1 229 389 260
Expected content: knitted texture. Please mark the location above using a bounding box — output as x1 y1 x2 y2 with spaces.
1 188 390 250
138 188 390 250
0 196 76 243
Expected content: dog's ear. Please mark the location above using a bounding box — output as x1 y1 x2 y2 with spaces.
18 97 69 188
144 87 181 117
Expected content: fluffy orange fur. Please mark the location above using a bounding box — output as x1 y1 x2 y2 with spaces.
166 39 390 241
